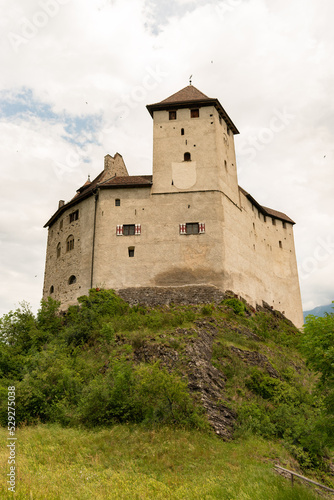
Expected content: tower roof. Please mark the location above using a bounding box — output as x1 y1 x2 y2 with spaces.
146 85 239 134
158 85 210 104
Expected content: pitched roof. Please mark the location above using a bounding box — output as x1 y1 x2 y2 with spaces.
146 85 239 135
239 186 295 224
99 175 152 187
44 174 153 227
158 85 210 104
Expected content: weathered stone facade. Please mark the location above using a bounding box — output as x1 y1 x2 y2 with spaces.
43 85 304 327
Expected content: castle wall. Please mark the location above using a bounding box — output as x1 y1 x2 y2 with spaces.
92 188 226 290
43 185 303 326
43 196 95 307
220 190 303 326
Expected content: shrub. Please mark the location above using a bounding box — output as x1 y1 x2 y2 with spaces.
222 298 246 316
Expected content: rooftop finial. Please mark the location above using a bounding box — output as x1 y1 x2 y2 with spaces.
189 74 192 85
88 174 91 182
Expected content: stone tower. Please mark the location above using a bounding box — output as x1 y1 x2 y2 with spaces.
147 85 239 204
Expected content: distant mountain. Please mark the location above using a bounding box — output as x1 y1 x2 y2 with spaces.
303 303 334 321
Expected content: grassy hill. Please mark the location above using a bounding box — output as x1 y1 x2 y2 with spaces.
0 289 333 498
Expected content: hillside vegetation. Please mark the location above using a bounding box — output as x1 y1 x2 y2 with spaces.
1 289 334 497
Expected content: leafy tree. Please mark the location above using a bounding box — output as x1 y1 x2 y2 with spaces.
302 309 334 383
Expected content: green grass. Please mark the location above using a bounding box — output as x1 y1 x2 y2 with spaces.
0 424 321 499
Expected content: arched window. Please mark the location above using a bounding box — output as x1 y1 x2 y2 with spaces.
68 275 76 285
50 285 54 294
57 243 61 258
184 152 191 161
66 235 74 252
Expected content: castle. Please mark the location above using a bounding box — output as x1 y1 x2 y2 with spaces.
43 85 304 327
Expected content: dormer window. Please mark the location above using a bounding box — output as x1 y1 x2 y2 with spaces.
191 109 199 118
169 111 177 120
184 152 191 161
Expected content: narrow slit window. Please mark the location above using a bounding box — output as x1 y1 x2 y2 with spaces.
57 243 61 258
279 241 283 249
181 128 184 135
50 285 54 294
128 247 135 257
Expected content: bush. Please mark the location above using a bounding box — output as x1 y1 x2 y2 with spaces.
222 298 246 316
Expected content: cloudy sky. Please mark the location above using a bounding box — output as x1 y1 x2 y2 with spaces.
0 0 333 316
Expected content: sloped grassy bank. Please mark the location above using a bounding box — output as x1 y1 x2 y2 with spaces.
0 289 333 492
0 425 322 499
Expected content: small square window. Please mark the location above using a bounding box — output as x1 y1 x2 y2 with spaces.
128 247 135 257
169 111 177 120
186 223 199 234
69 210 79 223
123 224 135 236
115 199 120 206
191 109 199 118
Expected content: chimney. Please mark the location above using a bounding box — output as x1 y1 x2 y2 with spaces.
104 154 114 170
58 200 65 209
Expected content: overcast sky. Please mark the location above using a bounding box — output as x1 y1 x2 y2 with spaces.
0 0 333 316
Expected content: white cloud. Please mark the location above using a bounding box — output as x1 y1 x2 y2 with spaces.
0 0 333 316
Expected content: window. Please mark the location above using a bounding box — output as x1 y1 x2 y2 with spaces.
60 219 63 230
184 152 191 161
279 241 283 249
123 224 135 235
169 111 177 120
224 160 227 170
219 116 222 125
68 275 76 285
128 247 135 257
69 210 79 223
180 223 205 235
50 285 54 294
191 109 199 118
186 223 199 234
282 221 287 229
115 199 120 206
57 243 61 258
116 224 141 236
66 235 74 252
181 128 184 135
272 218 276 226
